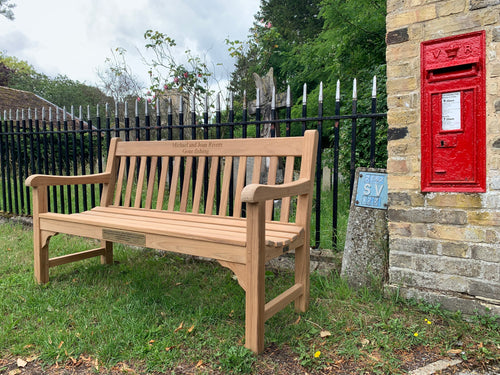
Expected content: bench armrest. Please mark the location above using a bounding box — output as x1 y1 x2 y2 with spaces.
25 173 112 188
241 178 313 203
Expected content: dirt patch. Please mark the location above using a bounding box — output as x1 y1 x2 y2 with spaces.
1 346 497 374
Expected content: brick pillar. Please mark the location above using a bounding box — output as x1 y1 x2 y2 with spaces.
385 0 500 316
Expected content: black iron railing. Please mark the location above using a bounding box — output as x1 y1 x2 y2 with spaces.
0 78 386 250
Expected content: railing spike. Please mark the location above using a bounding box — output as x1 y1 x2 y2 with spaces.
256 88 260 108
79 105 82 120
336 80 341 102
179 95 183 113
319 82 323 103
353 78 357 100
28 108 32 120
124 101 128 118
215 92 220 112
302 83 307 105
96 104 100 118
114 102 118 118
15 109 18 121
9 109 12 120
204 94 209 113
157 98 161 116
87 105 90 120
168 98 173 115
135 98 138 117
49 107 52 122
56 108 59 121
145 98 149 116
271 86 276 109
243 90 247 108
229 91 234 111
71 105 74 120
21 109 24 121
191 93 196 113
286 85 291 107
372 75 377 98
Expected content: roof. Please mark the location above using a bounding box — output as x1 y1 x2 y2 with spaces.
0 86 90 128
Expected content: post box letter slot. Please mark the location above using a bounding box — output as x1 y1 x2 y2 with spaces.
428 63 477 82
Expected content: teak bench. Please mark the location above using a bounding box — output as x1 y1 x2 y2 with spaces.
25 130 318 353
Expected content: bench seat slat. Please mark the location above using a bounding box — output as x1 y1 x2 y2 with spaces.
39 210 303 249
91 206 304 236
81 208 302 247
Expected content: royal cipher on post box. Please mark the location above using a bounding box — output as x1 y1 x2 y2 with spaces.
421 31 486 192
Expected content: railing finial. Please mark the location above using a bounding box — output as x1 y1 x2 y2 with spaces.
319 82 323 103
336 80 341 102
352 78 357 100
372 75 377 98
302 83 307 105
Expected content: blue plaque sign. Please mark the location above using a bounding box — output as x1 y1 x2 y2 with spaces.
354 172 388 210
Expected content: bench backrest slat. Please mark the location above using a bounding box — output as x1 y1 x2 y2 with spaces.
155 156 169 210
168 156 181 211
219 156 233 216
192 156 206 213
103 131 318 223
280 156 295 222
205 156 219 215
145 156 158 209
233 156 247 217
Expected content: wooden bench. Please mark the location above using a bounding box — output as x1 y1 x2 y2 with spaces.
25 130 318 353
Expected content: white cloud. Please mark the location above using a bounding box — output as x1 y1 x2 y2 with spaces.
0 0 259 87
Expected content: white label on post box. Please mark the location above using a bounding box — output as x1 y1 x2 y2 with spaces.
442 91 461 131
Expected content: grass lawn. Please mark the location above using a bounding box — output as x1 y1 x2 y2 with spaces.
0 222 498 374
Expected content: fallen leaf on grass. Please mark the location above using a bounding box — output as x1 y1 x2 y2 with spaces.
188 324 195 333
293 316 301 325
174 322 184 333
8 369 21 375
16 358 27 368
447 349 462 355
195 360 203 368
320 330 331 338
165 346 174 352
58 341 64 349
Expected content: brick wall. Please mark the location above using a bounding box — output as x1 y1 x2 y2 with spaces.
386 0 500 316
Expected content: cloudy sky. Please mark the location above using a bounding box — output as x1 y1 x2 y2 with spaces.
0 0 260 89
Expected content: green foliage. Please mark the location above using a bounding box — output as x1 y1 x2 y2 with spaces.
143 30 212 103
0 0 15 20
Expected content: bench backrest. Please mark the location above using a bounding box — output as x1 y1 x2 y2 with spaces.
101 130 318 224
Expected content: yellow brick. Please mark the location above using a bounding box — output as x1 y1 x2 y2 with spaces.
388 175 420 190
428 224 472 242
467 211 500 226
388 158 409 174
387 109 419 127
387 4 437 29
425 193 483 208
387 77 418 93
437 0 466 17
386 43 420 64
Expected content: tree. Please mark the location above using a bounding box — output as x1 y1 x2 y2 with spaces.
97 47 144 102
0 0 15 20
142 29 212 104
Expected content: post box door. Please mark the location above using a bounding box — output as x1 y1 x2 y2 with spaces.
421 31 486 192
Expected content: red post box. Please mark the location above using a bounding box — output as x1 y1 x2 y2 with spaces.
421 31 486 192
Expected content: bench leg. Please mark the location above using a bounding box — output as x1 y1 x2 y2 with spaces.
294 244 310 312
245 202 265 354
100 240 113 265
34 230 52 284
